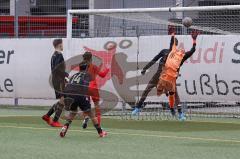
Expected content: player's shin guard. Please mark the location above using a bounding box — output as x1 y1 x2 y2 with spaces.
46 102 58 117
53 102 64 122
95 108 101 126
94 124 103 134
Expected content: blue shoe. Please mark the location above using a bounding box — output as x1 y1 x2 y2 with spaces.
131 107 141 115
178 112 186 121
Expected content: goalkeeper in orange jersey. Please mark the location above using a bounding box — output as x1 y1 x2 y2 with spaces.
156 31 198 120
132 27 182 119
80 52 109 128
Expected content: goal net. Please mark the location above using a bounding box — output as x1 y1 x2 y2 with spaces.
66 5 240 120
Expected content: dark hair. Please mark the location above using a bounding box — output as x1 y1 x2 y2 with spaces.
79 61 88 71
83 51 92 61
53 39 63 48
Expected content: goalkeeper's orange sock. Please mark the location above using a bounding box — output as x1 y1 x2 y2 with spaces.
169 95 175 109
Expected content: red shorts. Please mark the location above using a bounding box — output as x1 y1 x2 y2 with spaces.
89 81 100 103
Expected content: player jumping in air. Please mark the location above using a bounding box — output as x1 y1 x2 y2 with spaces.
132 27 184 119
132 28 198 120
156 31 198 119
42 39 68 127
80 52 109 128
60 61 107 138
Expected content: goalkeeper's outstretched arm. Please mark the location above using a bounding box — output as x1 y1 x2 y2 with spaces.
142 28 176 74
169 33 175 51
168 26 176 52
180 31 198 66
142 50 165 73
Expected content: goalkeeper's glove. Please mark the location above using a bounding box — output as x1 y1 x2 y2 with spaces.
191 30 199 40
168 25 176 35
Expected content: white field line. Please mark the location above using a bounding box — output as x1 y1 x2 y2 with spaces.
0 125 240 144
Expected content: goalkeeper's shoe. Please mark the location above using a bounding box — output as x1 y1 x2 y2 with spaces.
178 112 186 121
99 131 107 138
60 125 69 138
51 121 63 127
131 107 141 115
42 115 52 125
82 117 90 129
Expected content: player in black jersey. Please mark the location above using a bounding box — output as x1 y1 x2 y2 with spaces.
59 62 107 138
42 39 68 127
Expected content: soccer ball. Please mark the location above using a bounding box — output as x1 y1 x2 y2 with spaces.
182 17 192 28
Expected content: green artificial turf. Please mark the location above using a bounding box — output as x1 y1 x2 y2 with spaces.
0 107 240 159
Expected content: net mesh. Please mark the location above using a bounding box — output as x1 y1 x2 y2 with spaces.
71 8 240 38
103 102 240 120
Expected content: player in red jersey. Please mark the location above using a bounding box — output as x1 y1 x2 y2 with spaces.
80 52 109 128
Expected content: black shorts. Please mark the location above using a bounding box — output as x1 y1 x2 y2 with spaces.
52 79 65 99
66 95 91 112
